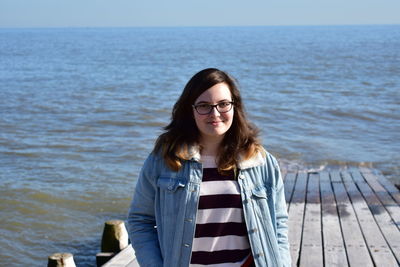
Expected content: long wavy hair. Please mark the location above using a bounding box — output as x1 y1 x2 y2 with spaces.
154 68 261 173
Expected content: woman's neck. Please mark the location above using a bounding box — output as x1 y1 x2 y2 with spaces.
200 135 223 157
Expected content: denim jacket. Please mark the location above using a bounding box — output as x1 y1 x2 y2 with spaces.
127 146 291 267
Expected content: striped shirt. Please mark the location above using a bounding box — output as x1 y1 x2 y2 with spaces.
190 156 252 267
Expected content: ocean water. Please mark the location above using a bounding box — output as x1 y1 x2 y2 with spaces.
0 25 399 266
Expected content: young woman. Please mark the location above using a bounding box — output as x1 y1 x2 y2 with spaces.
127 68 291 267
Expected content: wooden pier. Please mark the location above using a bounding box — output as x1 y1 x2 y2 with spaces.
83 168 400 266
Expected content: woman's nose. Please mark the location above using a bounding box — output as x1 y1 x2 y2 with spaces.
209 106 221 116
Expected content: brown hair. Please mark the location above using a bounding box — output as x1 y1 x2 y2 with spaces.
154 68 261 173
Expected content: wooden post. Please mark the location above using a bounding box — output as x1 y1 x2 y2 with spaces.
47 253 76 267
96 219 129 266
101 219 129 252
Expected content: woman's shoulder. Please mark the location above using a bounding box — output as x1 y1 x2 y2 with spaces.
262 147 280 169
140 150 166 173
238 145 279 170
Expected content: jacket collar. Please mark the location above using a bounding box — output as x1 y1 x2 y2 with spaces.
238 148 267 169
186 144 266 170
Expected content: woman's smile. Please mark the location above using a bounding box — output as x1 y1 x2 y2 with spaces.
208 120 224 125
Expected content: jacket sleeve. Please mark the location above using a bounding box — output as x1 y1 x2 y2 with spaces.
272 157 291 267
127 153 163 267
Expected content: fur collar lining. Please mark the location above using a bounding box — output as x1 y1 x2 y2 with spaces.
186 145 266 169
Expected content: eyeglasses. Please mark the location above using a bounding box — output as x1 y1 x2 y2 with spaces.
192 101 234 115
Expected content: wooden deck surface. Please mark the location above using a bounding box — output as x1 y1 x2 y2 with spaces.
103 168 400 266
286 168 400 267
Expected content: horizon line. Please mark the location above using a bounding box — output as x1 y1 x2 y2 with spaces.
1 23 399 30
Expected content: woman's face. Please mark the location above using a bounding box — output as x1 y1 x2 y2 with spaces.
193 82 234 143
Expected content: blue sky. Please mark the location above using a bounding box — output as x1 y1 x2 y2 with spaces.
1 0 400 28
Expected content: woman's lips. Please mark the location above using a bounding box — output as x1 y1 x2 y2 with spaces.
208 121 223 126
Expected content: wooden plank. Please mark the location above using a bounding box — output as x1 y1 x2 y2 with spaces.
320 172 348 266
299 173 323 267
281 166 288 183
284 172 297 210
288 172 308 267
365 169 400 205
350 170 400 264
359 168 400 230
330 171 342 183
331 171 374 267
360 168 400 223
102 244 138 267
342 171 398 266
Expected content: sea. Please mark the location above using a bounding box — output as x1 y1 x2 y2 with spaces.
0 25 399 266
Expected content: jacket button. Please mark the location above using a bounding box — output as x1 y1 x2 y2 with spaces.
184 243 190 247
255 252 264 258
239 174 245 179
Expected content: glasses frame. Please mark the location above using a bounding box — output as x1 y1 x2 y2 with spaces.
192 101 234 115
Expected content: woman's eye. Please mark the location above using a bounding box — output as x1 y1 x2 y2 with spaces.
219 102 229 107
198 104 210 109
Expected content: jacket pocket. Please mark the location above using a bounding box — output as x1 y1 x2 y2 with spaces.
251 186 269 199
250 186 273 219
157 176 186 193
156 176 187 217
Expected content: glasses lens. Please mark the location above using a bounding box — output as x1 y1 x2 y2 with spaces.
196 104 212 114
217 102 232 113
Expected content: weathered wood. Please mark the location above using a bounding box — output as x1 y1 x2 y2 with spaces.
331 171 374 267
284 172 297 209
342 171 398 266
288 172 308 266
299 173 323 267
48 253 76 267
320 172 348 266
102 244 139 267
101 220 129 253
281 167 288 183
351 169 400 264
364 169 400 205
360 167 400 226
330 171 342 183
